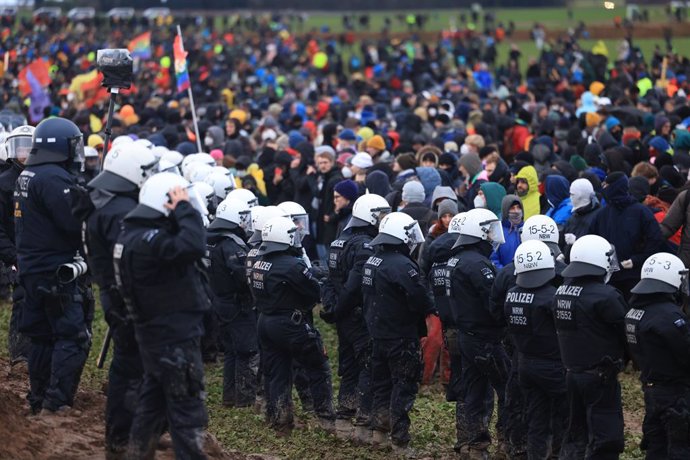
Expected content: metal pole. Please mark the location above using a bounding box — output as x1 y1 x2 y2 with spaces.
176 25 203 153
99 87 119 172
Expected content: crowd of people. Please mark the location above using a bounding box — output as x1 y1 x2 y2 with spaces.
2 9 690 460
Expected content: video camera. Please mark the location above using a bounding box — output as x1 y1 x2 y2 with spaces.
57 255 88 284
96 49 133 89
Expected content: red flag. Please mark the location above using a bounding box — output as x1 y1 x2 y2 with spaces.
18 59 51 97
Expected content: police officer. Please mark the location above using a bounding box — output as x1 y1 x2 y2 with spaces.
14 117 90 415
206 197 257 407
362 212 433 454
114 172 208 459
424 213 463 403
504 240 567 459
446 208 507 459
489 214 567 458
626 253 690 459
321 193 390 441
554 234 627 459
250 216 335 434
245 205 285 412
278 200 330 415
83 143 157 457
1 125 33 364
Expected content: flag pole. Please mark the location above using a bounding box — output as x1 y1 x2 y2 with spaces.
176 25 203 153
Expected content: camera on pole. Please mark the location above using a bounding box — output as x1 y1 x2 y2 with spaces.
95 49 134 172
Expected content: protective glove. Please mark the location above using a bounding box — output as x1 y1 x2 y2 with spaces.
621 259 633 269
564 233 577 245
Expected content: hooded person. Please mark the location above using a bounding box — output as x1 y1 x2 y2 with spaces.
458 153 485 209
530 143 556 179
515 165 541 220
489 157 512 190
476 182 507 219
430 186 459 211
205 125 226 151
589 172 664 299
563 178 602 242
490 194 524 269
544 174 573 226
583 143 607 181
415 166 442 207
365 170 392 197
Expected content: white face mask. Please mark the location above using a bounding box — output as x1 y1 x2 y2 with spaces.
473 195 486 209
204 136 214 147
341 166 353 179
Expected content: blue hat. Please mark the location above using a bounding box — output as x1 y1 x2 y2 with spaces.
334 179 359 201
288 130 306 149
605 116 621 131
338 129 356 141
649 136 671 154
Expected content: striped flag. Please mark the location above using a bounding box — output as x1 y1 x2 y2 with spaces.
173 34 190 93
128 32 151 59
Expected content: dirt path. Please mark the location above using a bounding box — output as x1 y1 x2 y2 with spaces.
0 358 240 460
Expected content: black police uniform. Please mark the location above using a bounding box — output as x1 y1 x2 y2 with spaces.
322 225 376 426
490 251 566 457
553 277 627 459
626 293 690 459
250 245 334 431
206 223 257 407
114 201 208 459
83 186 143 453
246 236 315 413
362 243 433 448
15 162 89 413
447 240 509 453
504 282 567 459
0 161 29 363
425 231 463 402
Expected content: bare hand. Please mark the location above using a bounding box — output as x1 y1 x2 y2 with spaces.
164 186 189 211
307 165 316 175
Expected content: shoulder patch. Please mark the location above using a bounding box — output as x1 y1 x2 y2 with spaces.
480 266 494 280
363 243 373 250
408 268 419 278
143 229 160 243
674 318 687 329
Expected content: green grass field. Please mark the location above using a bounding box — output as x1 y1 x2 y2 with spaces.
0 301 646 459
301 5 670 34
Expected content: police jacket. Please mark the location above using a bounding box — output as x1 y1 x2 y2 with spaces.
250 248 320 315
0 163 22 264
15 163 82 275
626 293 690 386
447 242 503 341
362 244 434 340
114 201 207 348
86 188 137 289
206 226 251 311
426 232 459 328
322 226 376 321
553 276 627 371
504 283 561 361
491 258 567 323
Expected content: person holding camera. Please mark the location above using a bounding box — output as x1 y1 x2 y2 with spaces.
13 117 91 415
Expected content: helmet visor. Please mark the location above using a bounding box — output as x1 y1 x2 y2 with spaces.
239 210 252 231
70 134 85 164
291 214 310 240
485 219 505 249
404 221 424 251
7 136 32 161
605 244 620 284
186 184 210 220
371 206 391 226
